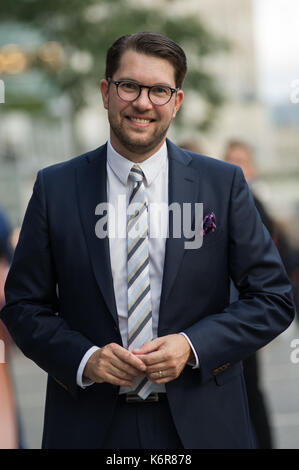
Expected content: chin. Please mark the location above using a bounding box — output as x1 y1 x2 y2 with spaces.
122 134 155 152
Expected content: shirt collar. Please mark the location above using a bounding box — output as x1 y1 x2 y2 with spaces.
107 139 167 186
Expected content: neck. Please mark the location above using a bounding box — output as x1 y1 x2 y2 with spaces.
109 137 166 163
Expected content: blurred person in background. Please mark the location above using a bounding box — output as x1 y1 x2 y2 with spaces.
224 140 297 294
0 207 13 264
9 227 21 253
224 141 274 235
179 139 203 154
0 239 18 449
224 139 294 449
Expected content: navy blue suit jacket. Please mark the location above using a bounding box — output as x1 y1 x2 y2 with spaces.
0 139 295 448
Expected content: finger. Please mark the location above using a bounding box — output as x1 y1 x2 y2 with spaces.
153 376 173 384
147 371 174 384
134 350 167 366
91 364 134 386
109 363 142 382
98 345 145 381
132 338 162 355
107 365 145 382
113 346 147 371
109 355 146 378
101 358 146 386
103 371 134 387
146 361 169 374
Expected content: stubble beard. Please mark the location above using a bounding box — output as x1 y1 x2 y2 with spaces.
108 111 171 156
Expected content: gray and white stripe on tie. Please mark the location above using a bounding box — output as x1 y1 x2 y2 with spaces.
127 164 154 399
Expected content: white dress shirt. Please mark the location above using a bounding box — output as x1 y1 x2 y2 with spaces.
77 140 199 391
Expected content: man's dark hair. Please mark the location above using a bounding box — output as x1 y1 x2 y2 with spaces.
105 32 187 88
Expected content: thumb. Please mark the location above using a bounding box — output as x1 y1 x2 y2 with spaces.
132 337 162 355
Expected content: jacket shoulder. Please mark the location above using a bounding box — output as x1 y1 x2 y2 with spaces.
179 148 242 184
39 144 106 179
190 151 238 175
167 139 241 179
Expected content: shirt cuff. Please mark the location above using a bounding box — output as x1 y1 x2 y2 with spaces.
76 346 100 388
179 333 200 369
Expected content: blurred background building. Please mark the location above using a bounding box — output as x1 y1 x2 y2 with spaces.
0 0 298 449
181 0 299 245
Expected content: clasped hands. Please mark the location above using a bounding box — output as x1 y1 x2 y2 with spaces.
83 334 193 387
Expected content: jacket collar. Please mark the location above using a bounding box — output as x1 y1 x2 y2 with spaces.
76 139 199 327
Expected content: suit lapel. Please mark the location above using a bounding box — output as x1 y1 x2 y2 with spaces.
75 140 200 329
76 144 119 326
159 140 199 325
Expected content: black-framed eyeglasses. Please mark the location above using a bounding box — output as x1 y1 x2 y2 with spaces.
108 78 179 106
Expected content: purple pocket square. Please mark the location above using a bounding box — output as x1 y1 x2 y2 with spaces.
202 212 216 236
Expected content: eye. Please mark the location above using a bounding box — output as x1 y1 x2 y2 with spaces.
151 86 171 97
120 81 139 92
153 86 168 94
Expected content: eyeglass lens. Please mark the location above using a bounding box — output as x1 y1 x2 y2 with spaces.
117 81 172 105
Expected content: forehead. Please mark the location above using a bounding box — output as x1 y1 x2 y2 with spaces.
114 49 176 86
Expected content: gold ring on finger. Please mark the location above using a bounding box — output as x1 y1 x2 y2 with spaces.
159 370 163 378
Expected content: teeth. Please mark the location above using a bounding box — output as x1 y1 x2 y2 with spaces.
130 118 150 124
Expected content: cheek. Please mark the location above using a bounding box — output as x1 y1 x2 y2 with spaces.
164 101 178 120
172 101 181 118
109 98 129 117
157 106 174 122
169 107 177 120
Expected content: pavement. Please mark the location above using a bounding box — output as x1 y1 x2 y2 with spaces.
8 319 299 449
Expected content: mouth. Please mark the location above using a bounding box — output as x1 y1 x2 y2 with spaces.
126 116 154 127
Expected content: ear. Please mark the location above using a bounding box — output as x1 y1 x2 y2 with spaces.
172 89 184 119
100 79 109 110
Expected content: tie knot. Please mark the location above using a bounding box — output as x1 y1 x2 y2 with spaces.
129 165 144 183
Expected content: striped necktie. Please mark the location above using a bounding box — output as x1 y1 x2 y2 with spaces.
127 164 154 399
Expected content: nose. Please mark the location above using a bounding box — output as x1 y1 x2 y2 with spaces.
132 87 153 110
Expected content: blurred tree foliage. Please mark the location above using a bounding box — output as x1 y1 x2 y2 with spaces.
0 0 229 130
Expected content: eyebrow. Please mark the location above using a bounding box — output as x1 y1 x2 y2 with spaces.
115 77 174 88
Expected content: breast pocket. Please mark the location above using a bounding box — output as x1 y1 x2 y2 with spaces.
201 227 226 248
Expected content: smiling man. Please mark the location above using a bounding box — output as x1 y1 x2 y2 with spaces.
100 48 183 160
0 32 295 449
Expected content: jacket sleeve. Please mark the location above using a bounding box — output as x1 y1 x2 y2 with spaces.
183 166 295 384
0 171 95 398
